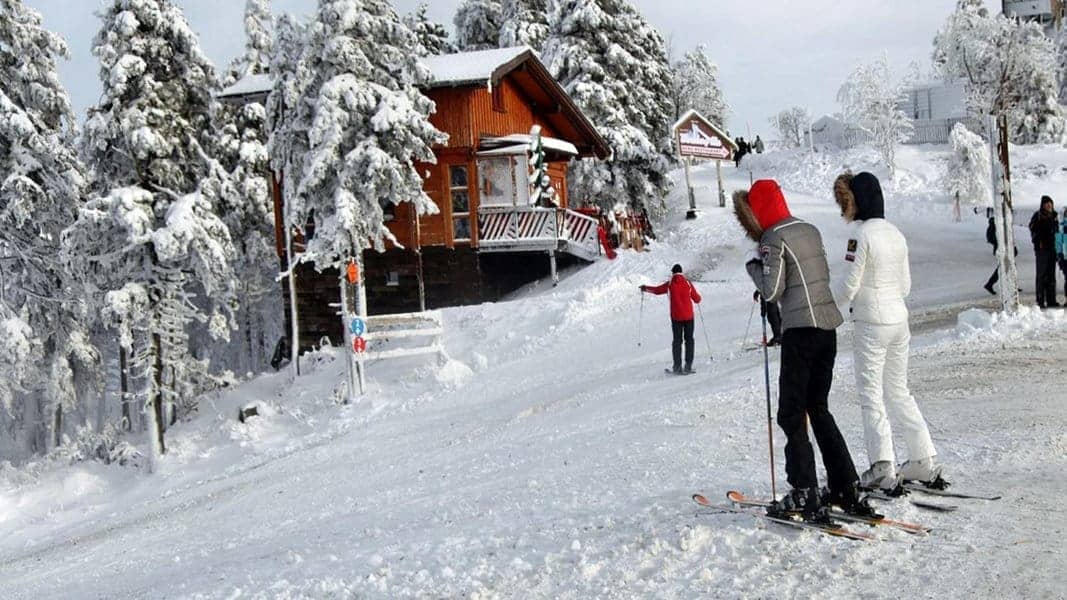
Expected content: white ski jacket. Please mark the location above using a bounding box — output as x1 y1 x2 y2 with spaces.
838 219 910 325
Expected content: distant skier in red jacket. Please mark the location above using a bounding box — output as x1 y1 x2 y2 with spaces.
640 264 702 374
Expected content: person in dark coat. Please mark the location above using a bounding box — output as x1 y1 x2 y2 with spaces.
1029 196 1059 307
984 216 1017 296
640 264 702 373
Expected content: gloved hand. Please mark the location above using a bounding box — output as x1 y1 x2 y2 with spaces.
752 290 762 302
639 285 647 292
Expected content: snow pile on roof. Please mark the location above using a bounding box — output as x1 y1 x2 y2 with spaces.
218 47 533 98
422 46 530 87
956 305 1067 341
219 72 271 98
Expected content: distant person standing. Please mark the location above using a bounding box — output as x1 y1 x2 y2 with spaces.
1029 196 1059 308
754 135 765 154
640 264 702 374
984 215 1017 296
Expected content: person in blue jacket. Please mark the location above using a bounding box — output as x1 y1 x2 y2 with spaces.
1055 207 1067 301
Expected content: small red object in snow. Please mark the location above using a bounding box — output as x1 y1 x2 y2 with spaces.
598 225 617 260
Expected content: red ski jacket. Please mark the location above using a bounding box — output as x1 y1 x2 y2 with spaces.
645 274 701 321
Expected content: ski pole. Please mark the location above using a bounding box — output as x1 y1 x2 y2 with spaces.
740 296 757 351
696 303 713 362
760 302 777 499
637 289 645 348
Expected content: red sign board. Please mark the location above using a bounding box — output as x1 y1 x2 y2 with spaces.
352 337 367 353
674 111 734 160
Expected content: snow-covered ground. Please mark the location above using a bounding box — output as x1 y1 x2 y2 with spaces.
2 145 1066 599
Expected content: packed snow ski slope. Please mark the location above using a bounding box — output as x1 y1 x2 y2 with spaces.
1 146 1065 598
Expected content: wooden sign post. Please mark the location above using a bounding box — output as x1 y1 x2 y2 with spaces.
672 110 738 217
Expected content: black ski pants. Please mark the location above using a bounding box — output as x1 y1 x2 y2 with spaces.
778 327 858 494
671 319 695 370
1036 249 1057 306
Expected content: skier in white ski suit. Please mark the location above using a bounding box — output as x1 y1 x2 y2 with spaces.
833 172 943 490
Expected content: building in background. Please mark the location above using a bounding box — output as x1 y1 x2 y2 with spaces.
1002 0 1064 32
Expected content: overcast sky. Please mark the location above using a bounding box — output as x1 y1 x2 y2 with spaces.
27 0 1000 138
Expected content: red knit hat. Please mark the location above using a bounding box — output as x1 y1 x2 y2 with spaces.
748 179 792 230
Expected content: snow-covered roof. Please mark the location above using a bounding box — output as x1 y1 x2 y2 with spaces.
217 47 534 100
219 73 272 100
477 134 578 157
422 46 532 88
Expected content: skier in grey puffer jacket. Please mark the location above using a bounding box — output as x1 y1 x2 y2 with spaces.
735 179 874 521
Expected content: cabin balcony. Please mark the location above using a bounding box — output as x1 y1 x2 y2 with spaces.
477 205 600 262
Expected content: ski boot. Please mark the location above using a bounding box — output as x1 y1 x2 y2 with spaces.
860 460 902 493
822 483 882 519
767 487 832 524
899 456 948 489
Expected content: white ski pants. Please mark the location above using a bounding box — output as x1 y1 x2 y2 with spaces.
853 320 936 465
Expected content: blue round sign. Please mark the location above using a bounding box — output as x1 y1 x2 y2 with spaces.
349 317 366 336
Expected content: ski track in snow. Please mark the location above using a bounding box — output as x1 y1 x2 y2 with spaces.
1 146 1065 599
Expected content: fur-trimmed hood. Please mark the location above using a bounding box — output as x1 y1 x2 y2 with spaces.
834 171 884 221
733 180 792 242
833 172 857 222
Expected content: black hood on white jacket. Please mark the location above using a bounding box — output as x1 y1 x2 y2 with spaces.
833 171 885 222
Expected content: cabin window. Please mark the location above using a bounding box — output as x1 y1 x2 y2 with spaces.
383 202 395 222
449 165 471 242
477 156 530 207
492 82 505 113
386 271 399 287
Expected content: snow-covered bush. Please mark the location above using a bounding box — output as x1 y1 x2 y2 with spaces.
543 0 675 215
945 123 991 209
933 0 1066 143
770 106 811 148
837 55 913 177
52 424 145 467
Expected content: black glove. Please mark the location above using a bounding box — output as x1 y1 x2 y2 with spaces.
752 290 761 302
639 285 647 292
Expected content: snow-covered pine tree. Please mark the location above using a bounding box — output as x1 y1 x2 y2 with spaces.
454 0 503 51
543 0 675 215
945 123 991 218
837 55 913 177
670 44 728 126
216 0 281 375
769 106 810 148
405 3 456 56
265 13 309 378
499 0 549 49
291 0 445 287
222 0 273 87
71 0 237 460
0 0 98 455
933 0 1066 143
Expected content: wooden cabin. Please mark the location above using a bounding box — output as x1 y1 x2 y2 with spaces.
219 47 611 351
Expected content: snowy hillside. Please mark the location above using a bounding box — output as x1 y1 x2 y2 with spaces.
2 146 1066 598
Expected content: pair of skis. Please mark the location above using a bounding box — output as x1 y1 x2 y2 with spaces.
693 491 930 541
865 480 1002 512
695 482 1002 541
